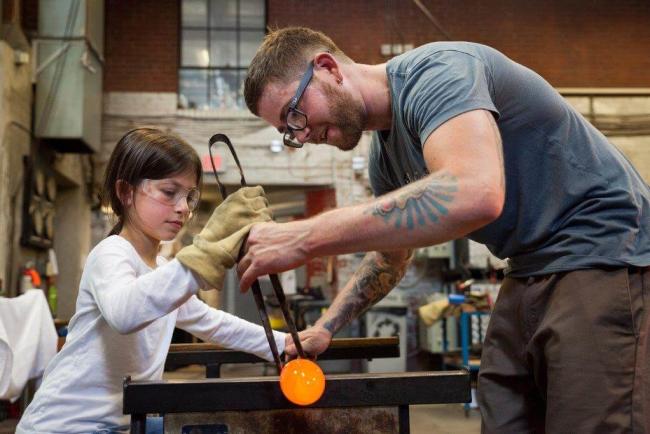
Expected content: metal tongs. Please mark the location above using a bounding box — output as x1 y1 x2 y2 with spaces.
208 134 307 374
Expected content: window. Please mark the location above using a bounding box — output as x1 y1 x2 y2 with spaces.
179 0 265 110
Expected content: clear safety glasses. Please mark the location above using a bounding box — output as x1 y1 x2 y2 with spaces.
140 179 200 211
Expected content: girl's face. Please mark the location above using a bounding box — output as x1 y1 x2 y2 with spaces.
124 170 199 242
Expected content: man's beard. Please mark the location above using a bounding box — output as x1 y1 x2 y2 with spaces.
321 80 365 151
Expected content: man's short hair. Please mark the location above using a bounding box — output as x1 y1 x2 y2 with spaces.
244 27 351 116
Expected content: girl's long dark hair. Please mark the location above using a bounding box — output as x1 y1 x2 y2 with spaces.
101 128 202 236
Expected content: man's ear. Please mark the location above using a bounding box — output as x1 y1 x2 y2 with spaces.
116 179 134 207
313 52 343 84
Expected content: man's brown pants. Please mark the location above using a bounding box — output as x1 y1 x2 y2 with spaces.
478 267 649 433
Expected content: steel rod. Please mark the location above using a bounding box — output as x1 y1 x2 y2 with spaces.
269 274 306 359
251 280 282 374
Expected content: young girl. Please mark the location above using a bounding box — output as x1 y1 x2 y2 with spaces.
17 128 286 434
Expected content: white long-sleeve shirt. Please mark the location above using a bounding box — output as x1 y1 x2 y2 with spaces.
16 235 285 434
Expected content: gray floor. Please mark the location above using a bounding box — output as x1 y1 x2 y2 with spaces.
0 364 481 433
411 404 481 433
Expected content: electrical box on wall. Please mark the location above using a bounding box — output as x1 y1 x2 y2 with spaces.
419 316 459 354
365 300 408 373
34 0 104 153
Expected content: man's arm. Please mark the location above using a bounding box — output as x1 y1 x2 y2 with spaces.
238 109 504 291
319 249 410 334
284 249 410 357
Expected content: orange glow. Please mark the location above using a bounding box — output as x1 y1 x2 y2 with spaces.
279 358 326 406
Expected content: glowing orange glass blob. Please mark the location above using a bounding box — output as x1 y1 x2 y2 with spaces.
279 358 326 406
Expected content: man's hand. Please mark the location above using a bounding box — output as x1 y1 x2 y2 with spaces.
284 325 333 359
237 220 312 292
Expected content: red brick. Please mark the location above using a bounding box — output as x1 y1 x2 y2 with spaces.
97 0 650 91
267 0 650 87
104 0 179 92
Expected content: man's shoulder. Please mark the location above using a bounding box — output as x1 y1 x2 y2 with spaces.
390 41 488 67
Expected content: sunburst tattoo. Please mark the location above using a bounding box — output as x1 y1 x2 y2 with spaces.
370 172 458 229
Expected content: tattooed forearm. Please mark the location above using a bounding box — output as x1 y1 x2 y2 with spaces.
321 251 409 335
368 172 458 230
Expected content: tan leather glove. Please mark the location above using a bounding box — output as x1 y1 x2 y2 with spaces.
177 186 271 289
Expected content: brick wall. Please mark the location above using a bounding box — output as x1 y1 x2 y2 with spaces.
101 0 650 94
104 0 179 92
268 0 650 87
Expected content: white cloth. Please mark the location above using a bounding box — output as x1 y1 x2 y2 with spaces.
17 235 286 434
0 289 58 402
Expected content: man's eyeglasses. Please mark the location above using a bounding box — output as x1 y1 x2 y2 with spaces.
283 61 314 148
140 179 201 211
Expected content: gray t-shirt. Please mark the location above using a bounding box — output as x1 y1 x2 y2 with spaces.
368 42 650 276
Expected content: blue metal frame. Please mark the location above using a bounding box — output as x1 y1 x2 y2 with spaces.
459 311 490 414
460 311 490 371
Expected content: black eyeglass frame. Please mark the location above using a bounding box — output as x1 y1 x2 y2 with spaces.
282 61 315 148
